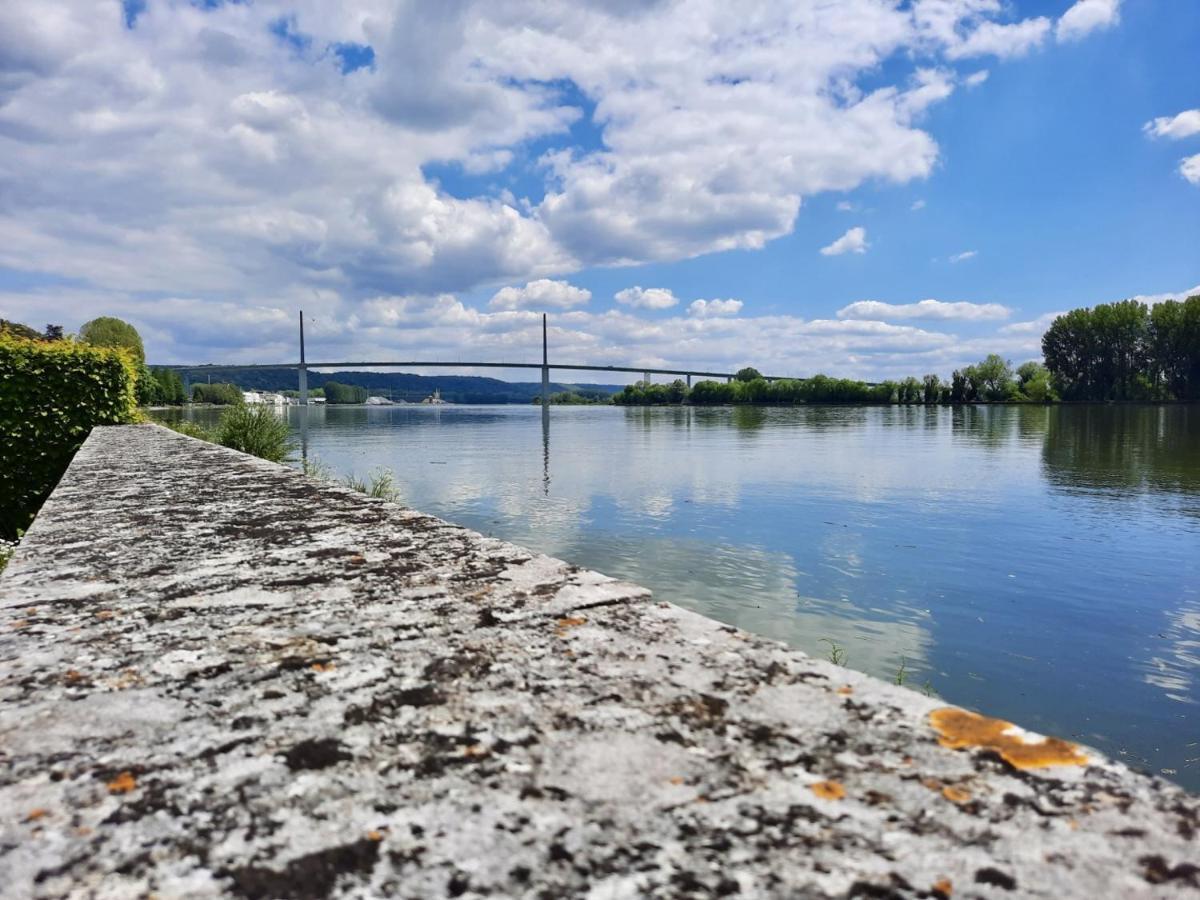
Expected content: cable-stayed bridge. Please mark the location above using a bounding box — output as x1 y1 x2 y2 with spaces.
161 312 795 404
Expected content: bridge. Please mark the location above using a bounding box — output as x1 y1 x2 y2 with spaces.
162 311 795 404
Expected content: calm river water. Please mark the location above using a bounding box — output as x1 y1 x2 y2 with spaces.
166 403 1200 789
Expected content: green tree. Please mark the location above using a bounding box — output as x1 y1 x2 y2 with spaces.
324 381 368 404
192 382 244 405
79 316 145 366
734 366 763 383
922 374 941 404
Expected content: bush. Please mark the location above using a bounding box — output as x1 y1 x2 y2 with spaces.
214 404 294 463
0 335 139 539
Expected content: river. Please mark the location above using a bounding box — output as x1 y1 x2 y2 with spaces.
162 403 1200 790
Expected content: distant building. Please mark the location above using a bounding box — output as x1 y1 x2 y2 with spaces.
421 389 447 405
243 391 286 406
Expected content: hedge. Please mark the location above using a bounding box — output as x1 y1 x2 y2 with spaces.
0 335 139 539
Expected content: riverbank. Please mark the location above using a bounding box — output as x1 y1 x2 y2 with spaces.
1 423 1196 897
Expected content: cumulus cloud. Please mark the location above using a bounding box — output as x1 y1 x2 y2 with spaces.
999 311 1066 335
489 279 591 310
688 299 743 318
964 70 989 88
1056 0 1122 43
911 199 927 211
820 227 868 256
838 299 1010 321
615 286 679 310
1182 154 1200 187
1143 110 1200 140
949 250 978 263
0 0 1126 366
948 18 1051 60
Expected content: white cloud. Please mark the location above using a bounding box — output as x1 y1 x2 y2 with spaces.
948 18 1052 60
688 299 743 318
949 250 977 263
0 0 1128 359
820 227 869 256
1182 154 1200 186
614 286 679 310
836 201 855 212
1056 0 1121 43
964 70 989 88
1143 110 1200 140
999 311 1066 335
838 299 1010 321
911 199 927 211
488 278 591 310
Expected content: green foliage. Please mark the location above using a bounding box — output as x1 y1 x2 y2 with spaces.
734 366 763 383
922 374 942 404
139 367 186 406
192 382 244 405
0 319 43 341
79 316 145 366
613 380 688 405
820 638 847 666
324 381 368 404
1040 298 1200 401
342 468 401 501
1016 361 1056 403
213 404 294 463
534 390 611 405
0 334 139 539
161 419 216 442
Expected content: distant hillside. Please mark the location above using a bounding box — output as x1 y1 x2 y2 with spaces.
170 367 623 404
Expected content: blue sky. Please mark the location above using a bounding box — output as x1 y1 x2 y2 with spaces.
0 0 1196 379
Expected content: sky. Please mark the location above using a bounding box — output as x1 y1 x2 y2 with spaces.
0 0 1197 382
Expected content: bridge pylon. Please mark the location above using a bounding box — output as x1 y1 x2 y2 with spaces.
541 314 550 408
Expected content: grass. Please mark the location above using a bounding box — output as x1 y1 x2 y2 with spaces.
304 454 402 503
819 638 847 666
157 406 293 464
342 468 401 502
214 405 294 463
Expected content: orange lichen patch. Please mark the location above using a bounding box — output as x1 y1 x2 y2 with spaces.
63 669 86 685
932 878 953 897
555 616 587 636
106 771 137 794
9 619 29 630
348 554 366 565
929 708 1090 769
95 610 115 620
668 776 686 785
311 662 336 673
367 830 384 842
836 685 854 696
810 780 846 801
24 808 49 822
462 744 488 758
942 786 972 805
921 777 943 791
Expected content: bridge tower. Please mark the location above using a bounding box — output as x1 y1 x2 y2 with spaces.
541 314 550 408
298 310 308 405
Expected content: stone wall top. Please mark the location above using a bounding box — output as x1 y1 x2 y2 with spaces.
1 425 1196 898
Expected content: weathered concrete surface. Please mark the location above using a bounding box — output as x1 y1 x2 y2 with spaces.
1 425 1196 899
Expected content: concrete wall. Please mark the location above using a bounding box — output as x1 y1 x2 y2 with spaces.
0 425 1196 898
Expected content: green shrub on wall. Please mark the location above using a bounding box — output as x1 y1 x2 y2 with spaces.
0 335 139 539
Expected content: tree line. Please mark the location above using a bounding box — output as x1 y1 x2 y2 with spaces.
1042 295 1200 401
613 356 1056 406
